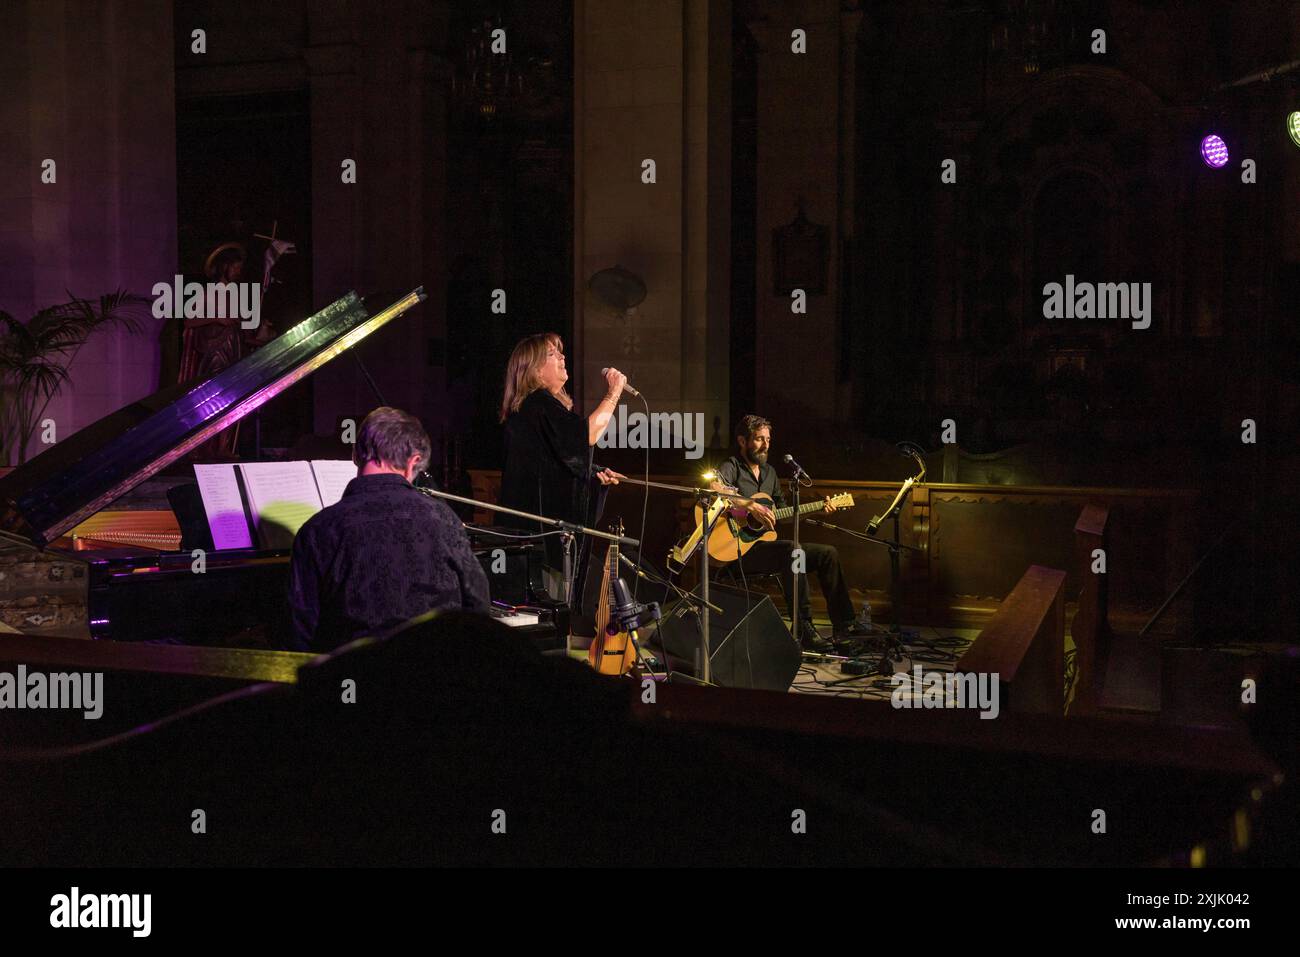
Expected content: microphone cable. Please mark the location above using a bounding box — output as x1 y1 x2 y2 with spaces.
631 390 651 603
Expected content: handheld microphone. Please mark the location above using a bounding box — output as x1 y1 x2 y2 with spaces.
600 368 641 397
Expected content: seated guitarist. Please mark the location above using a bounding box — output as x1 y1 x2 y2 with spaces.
710 414 869 653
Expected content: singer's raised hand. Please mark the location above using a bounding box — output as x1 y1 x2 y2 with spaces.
604 367 627 395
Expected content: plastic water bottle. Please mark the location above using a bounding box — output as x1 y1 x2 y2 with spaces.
857 601 873 629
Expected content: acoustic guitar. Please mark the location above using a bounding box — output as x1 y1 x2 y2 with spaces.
587 520 637 675
687 491 855 566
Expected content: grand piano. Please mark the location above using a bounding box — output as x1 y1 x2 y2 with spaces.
0 288 565 649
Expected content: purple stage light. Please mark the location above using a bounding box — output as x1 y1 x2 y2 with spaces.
1200 134 1229 168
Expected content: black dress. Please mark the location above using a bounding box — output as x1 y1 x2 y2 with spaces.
499 389 607 574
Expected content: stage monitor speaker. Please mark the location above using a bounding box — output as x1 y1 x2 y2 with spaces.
648 582 800 691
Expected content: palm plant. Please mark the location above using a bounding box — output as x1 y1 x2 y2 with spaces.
0 291 148 466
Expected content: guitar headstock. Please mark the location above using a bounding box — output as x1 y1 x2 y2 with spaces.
826 493 855 510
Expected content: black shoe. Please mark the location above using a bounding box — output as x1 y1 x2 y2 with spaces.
798 620 836 655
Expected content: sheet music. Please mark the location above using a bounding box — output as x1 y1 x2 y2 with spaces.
238 461 324 550
192 464 254 550
310 459 358 509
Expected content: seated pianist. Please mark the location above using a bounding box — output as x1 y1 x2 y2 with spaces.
287 406 491 653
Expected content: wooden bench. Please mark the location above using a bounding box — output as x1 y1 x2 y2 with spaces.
955 564 1066 715
1070 503 1112 715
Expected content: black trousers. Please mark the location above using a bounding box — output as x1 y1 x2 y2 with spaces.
722 539 857 626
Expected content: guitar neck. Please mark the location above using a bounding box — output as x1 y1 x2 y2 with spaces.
773 500 828 522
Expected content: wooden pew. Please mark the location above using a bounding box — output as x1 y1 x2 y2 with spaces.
1070 503 1113 715
0 631 312 684
0 633 315 749
955 564 1066 715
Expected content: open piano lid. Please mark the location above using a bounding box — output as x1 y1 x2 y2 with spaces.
0 288 425 548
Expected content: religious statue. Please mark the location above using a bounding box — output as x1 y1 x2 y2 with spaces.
179 227 296 458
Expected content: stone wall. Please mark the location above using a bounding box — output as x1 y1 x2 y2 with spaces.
0 0 177 464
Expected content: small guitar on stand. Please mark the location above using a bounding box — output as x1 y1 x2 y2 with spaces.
686 490 855 566
587 519 638 676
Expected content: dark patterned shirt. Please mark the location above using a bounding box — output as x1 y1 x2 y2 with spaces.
287 473 491 652
715 455 787 510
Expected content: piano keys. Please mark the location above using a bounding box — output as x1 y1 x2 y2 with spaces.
468 534 569 653
490 606 541 628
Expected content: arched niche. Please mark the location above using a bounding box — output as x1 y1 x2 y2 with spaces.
970 66 1177 349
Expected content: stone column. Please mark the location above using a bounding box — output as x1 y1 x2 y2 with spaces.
749 1 842 429
575 0 685 414
574 0 730 460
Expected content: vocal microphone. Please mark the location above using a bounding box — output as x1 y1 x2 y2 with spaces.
600 368 642 398
896 442 927 479
609 576 662 633
611 577 638 626
783 453 811 482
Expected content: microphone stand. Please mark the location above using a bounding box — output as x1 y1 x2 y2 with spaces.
660 483 764 685
413 483 638 544
785 458 813 645
824 464 925 680
618 552 722 684
412 482 639 615
607 580 663 680
696 499 723 684
619 552 722 616
805 517 922 680
693 482 793 682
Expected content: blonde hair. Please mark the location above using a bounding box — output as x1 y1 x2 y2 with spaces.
499 332 573 422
